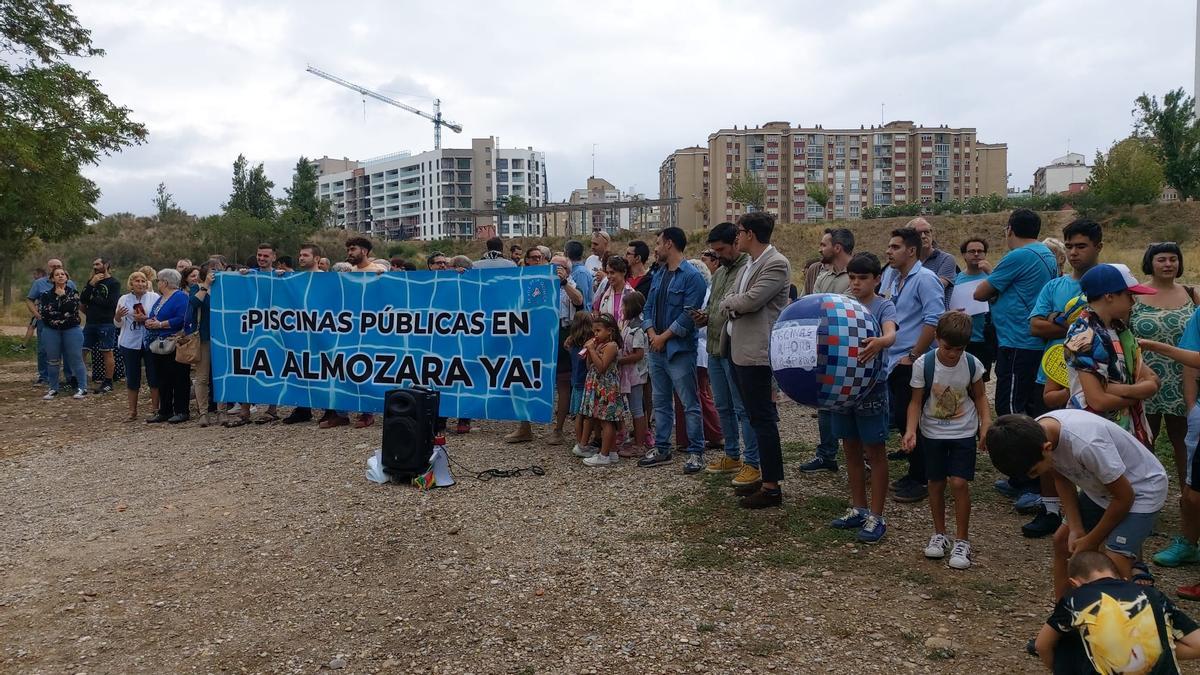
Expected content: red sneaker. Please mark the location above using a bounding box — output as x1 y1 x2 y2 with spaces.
319 414 349 429
454 421 471 435
1178 584 1200 601
354 413 375 429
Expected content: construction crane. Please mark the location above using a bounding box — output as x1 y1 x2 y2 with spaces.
305 65 463 150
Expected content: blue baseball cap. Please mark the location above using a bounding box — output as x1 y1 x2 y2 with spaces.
1079 263 1156 301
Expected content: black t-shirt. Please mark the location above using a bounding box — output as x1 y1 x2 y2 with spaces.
80 276 121 323
1047 577 1198 674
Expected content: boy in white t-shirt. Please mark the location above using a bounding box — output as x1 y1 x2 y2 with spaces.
986 409 1168 601
904 311 990 570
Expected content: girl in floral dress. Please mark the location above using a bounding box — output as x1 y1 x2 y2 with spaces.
579 313 627 467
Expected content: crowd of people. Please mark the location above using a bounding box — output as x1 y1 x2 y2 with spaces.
24 209 1200 671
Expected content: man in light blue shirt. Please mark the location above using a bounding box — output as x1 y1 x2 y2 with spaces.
974 208 1059 419
1017 219 1103 540
879 227 946 503
565 240 595 311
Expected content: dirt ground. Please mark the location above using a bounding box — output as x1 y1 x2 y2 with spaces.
0 354 1195 674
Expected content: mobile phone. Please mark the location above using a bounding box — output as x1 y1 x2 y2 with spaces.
133 302 144 314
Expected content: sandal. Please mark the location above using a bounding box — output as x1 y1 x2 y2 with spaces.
254 411 280 424
223 416 252 428
1132 561 1155 586
123 413 138 423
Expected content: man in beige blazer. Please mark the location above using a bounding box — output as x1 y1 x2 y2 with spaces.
719 211 792 509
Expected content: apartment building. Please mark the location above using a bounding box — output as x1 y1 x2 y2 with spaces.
658 146 709 231
316 137 547 241
1032 152 1091 195
562 177 630 235
703 120 1008 223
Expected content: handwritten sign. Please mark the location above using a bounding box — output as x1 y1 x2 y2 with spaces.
770 324 818 371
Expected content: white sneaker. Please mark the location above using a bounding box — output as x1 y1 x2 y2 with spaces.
73 388 86 400
923 533 951 559
583 452 615 467
948 539 972 570
571 443 597 458
42 390 58 401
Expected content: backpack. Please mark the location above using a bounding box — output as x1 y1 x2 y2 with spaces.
921 349 977 410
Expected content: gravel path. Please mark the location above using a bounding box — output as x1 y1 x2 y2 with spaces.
0 358 1192 674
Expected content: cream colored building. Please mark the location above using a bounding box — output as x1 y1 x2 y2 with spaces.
702 120 1008 223
658 146 709 231
316 137 547 241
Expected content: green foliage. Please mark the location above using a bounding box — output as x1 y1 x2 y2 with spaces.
880 202 921 218
1134 88 1200 201
861 205 882 220
931 199 963 215
503 195 530 218
1066 189 1107 220
728 172 766 211
225 154 276 220
1088 138 1165 208
283 157 331 229
153 182 185 221
0 0 146 303
804 183 831 221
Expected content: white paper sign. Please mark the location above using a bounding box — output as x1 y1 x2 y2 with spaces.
771 324 818 371
949 279 990 316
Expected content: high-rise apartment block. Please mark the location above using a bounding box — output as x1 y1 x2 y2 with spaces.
660 121 1008 227
659 146 710 231
315 137 547 241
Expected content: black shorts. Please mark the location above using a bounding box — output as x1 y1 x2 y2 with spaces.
920 434 977 482
556 323 572 383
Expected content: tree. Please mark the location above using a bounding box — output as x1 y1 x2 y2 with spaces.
1134 88 1200 201
1088 138 1164 208
0 0 146 305
503 195 531 236
246 163 276 220
728 172 766 211
153 182 181 221
804 183 830 220
284 156 330 228
224 154 275 220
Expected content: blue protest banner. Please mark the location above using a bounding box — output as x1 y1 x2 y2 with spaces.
210 267 560 422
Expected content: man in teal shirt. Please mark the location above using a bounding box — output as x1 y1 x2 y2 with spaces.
974 208 1059 418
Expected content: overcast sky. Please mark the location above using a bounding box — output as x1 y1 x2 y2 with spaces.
76 0 1192 218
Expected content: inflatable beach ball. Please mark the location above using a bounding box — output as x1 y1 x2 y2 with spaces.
770 293 881 410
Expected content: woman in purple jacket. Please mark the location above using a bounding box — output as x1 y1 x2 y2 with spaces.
144 268 191 423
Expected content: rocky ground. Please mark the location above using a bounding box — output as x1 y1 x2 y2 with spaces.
0 355 1195 674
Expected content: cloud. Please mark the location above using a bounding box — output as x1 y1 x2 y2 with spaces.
74 0 1194 217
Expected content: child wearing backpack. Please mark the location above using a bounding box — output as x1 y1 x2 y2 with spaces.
904 311 990 570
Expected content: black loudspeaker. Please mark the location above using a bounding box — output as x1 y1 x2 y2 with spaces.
382 386 440 480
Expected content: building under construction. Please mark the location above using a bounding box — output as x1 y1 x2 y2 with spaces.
314 137 548 241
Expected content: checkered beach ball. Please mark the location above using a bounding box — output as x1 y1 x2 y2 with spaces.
770 293 881 411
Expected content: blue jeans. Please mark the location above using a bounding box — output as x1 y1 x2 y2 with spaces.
648 350 703 455
816 410 838 463
708 354 759 466
42 325 87 392
35 320 49 382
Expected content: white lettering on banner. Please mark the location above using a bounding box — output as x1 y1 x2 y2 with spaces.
771 324 818 371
